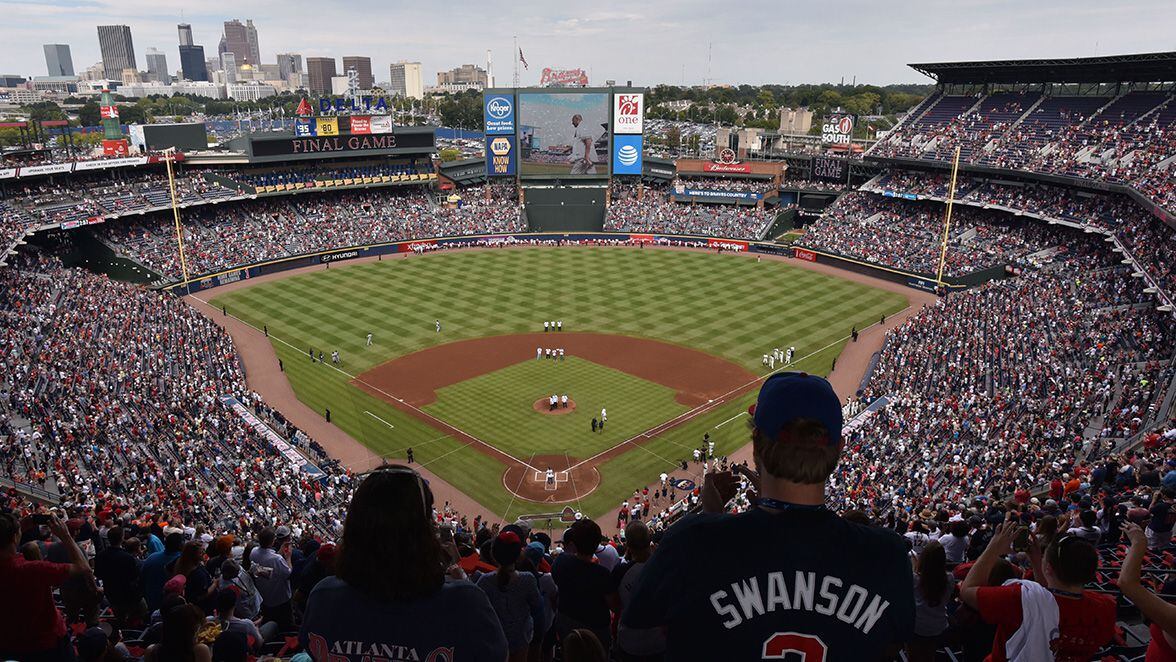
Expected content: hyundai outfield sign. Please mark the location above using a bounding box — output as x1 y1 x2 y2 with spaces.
612 134 643 175
612 93 644 134
483 94 515 135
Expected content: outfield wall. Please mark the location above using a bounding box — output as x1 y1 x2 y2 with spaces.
161 231 983 296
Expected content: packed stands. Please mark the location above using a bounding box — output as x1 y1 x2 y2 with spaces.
604 182 776 239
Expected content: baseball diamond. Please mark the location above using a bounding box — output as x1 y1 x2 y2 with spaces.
208 245 908 521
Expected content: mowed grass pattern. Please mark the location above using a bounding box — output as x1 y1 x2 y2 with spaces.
212 247 907 521
425 357 688 459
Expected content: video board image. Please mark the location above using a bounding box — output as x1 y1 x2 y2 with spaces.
518 92 610 177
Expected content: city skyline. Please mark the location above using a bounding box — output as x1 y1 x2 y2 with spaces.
0 1 1172 86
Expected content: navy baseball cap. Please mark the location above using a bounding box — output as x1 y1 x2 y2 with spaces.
749 372 843 445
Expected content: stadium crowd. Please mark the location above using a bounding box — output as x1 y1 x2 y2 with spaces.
869 90 1175 213
604 182 776 239
99 186 524 280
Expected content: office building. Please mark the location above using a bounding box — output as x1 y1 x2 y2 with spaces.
178 23 193 47
342 56 374 90
389 61 423 99
220 19 260 66
436 64 487 87
145 48 168 83
306 57 336 95
220 52 237 83
277 53 302 79
43 44 74 77
97 25 136 80
179 45 207 81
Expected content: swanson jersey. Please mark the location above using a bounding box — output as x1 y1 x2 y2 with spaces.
622 507 914 661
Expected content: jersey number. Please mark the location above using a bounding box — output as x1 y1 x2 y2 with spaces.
762 632 828 661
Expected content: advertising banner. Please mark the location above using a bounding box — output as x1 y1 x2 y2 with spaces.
707 238 749 251
294 119 316 137
539 68 589 87
316 117 339 136
673 187 762 202
349 116 372 134
219 396 323 476
794 248 817 262
882 190 919 200
483 94 516 135
74 156 149 171
369 115 393 134
703 161 752 174
18 162 74 177
612 93 644 134
250 132 434 157
0 168 17 179
629 234 655 243
486 135 517 176
611 134 643 175
399 239 436 253
821 115 854 146
99 105 119 119
60 216 105 230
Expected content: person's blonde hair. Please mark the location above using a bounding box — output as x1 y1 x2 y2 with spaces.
751 418 840 484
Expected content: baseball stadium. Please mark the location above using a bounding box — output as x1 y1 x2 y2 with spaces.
0 42 1175 661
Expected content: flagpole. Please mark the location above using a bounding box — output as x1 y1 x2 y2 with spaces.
513 35 520 87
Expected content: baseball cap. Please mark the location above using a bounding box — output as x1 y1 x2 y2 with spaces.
163 574 187 595
750 372 842 445
275 525 292 541
316 542 337 563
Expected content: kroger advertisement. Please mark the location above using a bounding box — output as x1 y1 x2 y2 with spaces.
518 92 610 177
483 94 515 135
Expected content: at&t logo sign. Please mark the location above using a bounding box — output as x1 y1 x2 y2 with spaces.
616 144 639 166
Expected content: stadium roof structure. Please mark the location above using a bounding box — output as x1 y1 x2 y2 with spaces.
909 52 1176 85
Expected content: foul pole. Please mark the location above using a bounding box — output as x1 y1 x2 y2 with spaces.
164 148 191 294
936 145 962 287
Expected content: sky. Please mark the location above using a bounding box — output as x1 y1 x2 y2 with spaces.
2 0 1174 86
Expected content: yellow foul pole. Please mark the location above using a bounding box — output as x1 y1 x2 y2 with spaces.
165 149 191 293
936 145 961 287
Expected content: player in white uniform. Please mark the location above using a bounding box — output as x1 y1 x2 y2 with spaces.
762 354 769 367
786 346 795 365
366 333 372 346
557 320 563 331
768 354 776 369
561 394 568 408
600 408 607 429
544 321 550 332
537 347 542 360
435 319 441 333
567 114 597 175
546 468 555 485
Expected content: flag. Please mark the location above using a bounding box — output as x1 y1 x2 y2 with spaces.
519 48 529 70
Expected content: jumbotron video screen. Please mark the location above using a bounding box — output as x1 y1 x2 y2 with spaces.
518 92 610 177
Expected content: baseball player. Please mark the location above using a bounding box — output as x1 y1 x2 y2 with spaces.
366 333 373 347
762 354 769 367
557 320 563 331
331 350 340 365
435 319 441 333
537 347 542 360
600 408 607 429
566 114 597 175
559 348 565 361
544 321 550 332
786 346 795 365
692 448 702 463
769 354 776 369
550 394 558 411
708 440 715 458
546 468 555 486
561 394 569 408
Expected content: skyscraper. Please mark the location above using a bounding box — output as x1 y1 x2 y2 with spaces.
97 25 136 80
389 61 423 99
220 19 260 66
342 56 373 90
145 48 168 82
43 44 74 77
179 45 207 81
220 52 237 83
178 23 193 47
306 57 336 95
277 53 303 79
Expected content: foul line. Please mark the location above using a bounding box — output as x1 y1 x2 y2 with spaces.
364 410 395 429
564 315 900 473
190 295 543 474
715 411 748 429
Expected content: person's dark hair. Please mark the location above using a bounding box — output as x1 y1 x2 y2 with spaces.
1079 509 1097 528
240 543 255 571
624 520 651 555
562 628 607 662
0 511 18 546
156 602 205 662
1036 515 1058 547
336 465 444 602
917 541 948 606
988 558 1019 586
750 418 840 484
949 520 970 537
492 532 523 591
164 532 184 553
565 519 602 557
174 541 204 578
1046 535 1098 586
215 587 237 621
842 510 871 526
256 528 276 550
107 526 125 547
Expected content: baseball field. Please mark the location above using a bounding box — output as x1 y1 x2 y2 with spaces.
210 246 907 522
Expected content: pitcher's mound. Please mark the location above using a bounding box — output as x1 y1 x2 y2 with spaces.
533 398 577 415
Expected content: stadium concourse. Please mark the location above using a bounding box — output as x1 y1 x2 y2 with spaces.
0 53 1175 661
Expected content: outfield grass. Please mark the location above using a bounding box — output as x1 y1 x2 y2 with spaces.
212 247 906 521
